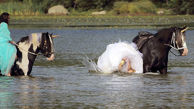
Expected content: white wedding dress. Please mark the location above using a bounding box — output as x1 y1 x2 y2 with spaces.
97 42 143 73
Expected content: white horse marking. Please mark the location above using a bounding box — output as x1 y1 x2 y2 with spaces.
16 42 30 76
29 33 42 51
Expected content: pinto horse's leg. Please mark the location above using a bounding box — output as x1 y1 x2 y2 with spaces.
0 71 2 76
159 67 167 74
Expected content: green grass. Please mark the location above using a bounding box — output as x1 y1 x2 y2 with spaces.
9 15 194 29
0 2 43 15
1 1 193 28
0 0 170 16
112 0 157 15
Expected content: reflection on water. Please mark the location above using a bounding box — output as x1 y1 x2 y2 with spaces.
0 27 194 108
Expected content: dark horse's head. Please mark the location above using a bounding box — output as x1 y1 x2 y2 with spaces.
157 26 188 56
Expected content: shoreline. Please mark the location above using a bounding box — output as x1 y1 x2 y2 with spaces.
10 15 194 29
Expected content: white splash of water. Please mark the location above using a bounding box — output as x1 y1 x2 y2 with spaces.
82 56 101 72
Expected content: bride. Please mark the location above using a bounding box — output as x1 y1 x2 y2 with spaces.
97 41 143 74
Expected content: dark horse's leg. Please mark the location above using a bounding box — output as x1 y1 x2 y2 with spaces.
159 57 168 74
144 65 158 73
151 68 158 72
144 65 151 73
159 67 167 74
143 56 158 73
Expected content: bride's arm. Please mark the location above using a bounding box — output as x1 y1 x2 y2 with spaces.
118 58 126 71
127 62 136 73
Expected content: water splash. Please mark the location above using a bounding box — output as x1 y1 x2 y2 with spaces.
81 56 101 72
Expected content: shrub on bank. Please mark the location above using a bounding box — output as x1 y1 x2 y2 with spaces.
0 2 42 15
113 0 157 15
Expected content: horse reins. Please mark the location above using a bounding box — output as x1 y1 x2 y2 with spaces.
12 42 40 56
12 36 55 56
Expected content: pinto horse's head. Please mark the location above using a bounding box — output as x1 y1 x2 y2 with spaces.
12 32 56 76
171 26 188 56
38 32 56 61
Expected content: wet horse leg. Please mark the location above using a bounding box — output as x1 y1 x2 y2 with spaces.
151 68 158 72
144 58 157 73
144 65 151 73
159 59 168 74
159 67 167 74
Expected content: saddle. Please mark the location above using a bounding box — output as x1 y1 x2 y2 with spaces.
132 31 154 50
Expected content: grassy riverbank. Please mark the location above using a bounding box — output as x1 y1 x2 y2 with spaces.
10 15 194 29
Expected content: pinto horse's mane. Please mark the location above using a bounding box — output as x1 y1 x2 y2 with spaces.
18 33 42 48
19 36 29 43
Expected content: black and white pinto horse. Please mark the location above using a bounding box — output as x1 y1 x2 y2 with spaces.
10 32 55 76
133 26 188 74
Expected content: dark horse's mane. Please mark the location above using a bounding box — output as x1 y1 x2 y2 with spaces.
133 27 177 50
155 27 176 42
133 26 188 74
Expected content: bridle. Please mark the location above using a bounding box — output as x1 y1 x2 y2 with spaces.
42 37 55 56
164 32 185 51
164 30 187 56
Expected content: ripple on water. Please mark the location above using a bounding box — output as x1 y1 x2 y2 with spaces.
1 28 194 108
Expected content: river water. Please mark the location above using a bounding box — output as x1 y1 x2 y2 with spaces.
0 26 194 108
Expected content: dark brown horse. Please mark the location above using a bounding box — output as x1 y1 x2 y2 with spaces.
133 27 188 74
